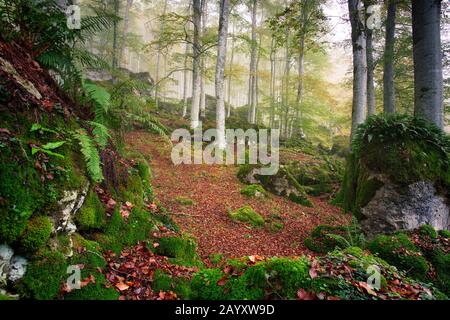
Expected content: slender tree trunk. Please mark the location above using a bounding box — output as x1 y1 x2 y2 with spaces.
412 0 443 128
227 21 236 118
283 29 291 138
248 0 257 124
200 0 208 118
190 0 202 129
295 36 305 134
269 37 276 128
155 0 168 109
215 0 230 149
366 25 376 116
119 0 133 67
383 0 396 114
182 41 190 118
182 4 192 118
348 0 367 139
112 0 120 80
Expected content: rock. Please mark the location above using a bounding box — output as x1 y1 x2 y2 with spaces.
0 245 14 263
8 256 27 282
54 183 89 234
360 179 449 238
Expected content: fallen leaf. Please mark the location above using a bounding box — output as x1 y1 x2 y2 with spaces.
116 282 130 291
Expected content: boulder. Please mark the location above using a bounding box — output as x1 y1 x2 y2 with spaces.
0 245 28 286
338 115 450 237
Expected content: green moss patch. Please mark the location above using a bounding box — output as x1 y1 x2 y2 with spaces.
18 215 52 253
240 184 266 198
229 206 264 227
75 189 106 231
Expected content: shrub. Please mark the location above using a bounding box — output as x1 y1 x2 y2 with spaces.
18 216 52 253
228 206 264 227
304 225 359 254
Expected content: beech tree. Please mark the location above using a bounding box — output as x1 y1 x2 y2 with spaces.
412 0 444 128
215 0 231 149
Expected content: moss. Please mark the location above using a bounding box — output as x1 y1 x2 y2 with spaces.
100 208 154 253
175 196 195 206
119 170 144 209
240 184 265 198
237 164 257 183
155 235 198 263
304 225 350 254
438 230 450 238
0 162 43 244
75 190 106 231
228 206 264 227
266 221 284 233
368 233 429 280
18 215 52 253
18 250 67 300
230 257 310 299
430 249 450 295
152 269 172 292
191 268 226 300
353 171 384 219
419 224 438 239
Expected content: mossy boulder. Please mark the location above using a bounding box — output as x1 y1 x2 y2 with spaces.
338 115 450 237
240 184 266 198
154 234 200 266
74 189 106 231
229 206 264 227
17 250 67 300
304 225 354 254
18 216 53 253
368 233 429 280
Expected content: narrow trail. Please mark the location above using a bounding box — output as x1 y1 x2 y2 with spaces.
125 131 351 260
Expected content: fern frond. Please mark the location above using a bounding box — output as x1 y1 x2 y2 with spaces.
73 128 103 182
87 121 111 150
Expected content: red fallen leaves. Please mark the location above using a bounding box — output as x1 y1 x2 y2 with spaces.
0 128 12 135
120 201 134 220
61 274 96 294
296 289 340 301
309 258 319 279
104 242 198 300
42 98 54 112
95 186 117 215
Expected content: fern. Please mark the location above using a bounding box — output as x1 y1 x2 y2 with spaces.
73 129 103 183
87 121 111 150
81 81 111 124
123 112 169 137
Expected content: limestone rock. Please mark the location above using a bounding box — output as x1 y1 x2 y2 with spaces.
8 256 27 282
360 180 449 238
54 183 89 234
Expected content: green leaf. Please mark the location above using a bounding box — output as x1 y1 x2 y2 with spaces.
42 141 65 150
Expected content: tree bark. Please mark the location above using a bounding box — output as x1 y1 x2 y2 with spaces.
119 0 133 68
190 0 202 129
269 36 276 128
155 0 168 109
182 4 192 118
366 22 376 116
215 0 230 149
383 0 396 114
200 0 208 118
348 0 368 139
412 0 443 128
227 21 236 118
112 0 120 76
247 0 257 124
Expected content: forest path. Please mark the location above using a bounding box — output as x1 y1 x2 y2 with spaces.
125 131 351 261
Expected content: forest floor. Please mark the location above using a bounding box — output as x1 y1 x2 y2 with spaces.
125 131 351 261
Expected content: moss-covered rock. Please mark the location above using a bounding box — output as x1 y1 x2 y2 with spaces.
229 206 264 227
368 233 429 280
74 189 106 231
337 115 450 236
18 215 52 253
155 235 198 264
240 184 266 198
304 225 352 254
17 250 67 300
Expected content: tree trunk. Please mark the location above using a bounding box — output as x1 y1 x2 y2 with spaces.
182 4 192 118
248 0 257 124
269 37 276 128
119 0 133 67
200 0 208 118
112 0 120 77
215 0 230 149
383 0 396 114
190 0 202 129
366 24 376 116
227 21 236 118
348 0 367 139
155 0 168 109
283 29 291 138
412 0 443 128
